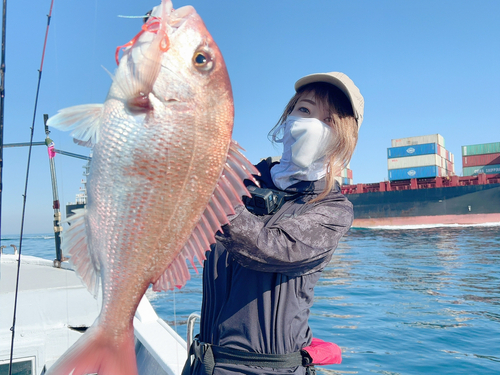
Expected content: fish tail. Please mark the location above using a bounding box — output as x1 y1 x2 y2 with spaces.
45 325 138 375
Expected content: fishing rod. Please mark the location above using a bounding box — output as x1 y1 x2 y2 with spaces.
0 0 7 246
8 1 55 374
3 135 90 266
44 114 64 266
3 136 90 265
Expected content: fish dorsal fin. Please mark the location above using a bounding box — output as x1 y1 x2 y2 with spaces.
46 104 104 147
152 140 259 291
62 208 101 297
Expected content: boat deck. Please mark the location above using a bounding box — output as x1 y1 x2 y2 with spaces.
0 253 187 375
0 254 86 293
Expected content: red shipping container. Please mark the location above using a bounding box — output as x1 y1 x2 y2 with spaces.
462 153 500 167
437 144 445 157
446 160 455 174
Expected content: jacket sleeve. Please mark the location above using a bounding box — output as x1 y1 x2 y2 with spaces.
217 195 353 275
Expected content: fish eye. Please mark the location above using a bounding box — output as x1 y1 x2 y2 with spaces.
195 53 206 64
193 49 214 72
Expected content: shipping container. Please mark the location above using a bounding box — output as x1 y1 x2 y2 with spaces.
387 143 437 158
441 147 452 162
462 152 500 167
335 176 354 186
461 142 500 156
388 166 442 181
342 177 353 185
439 145 444 158
440 148 453 163
463 164 500 176
446 160 455 174
339 168 351 178
391 134 445 148
387 154 445 170
340 168 353 179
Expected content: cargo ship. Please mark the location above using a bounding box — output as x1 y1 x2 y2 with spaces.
341 136 500 227
67 137 500 228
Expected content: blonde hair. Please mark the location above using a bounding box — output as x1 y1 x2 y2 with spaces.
269 82 358 202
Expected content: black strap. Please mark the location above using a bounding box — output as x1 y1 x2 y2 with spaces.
186 338 313 374
211 344 305 368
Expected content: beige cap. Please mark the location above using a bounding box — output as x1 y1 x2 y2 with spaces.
294 72 364 128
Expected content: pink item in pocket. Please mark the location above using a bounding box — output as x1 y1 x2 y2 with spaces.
303 337 342 365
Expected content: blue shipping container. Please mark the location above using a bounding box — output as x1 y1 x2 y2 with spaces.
342 177 353 185
387 143 437 158
388 166 440 181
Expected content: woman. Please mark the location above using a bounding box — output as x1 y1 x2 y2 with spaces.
186 71 364 375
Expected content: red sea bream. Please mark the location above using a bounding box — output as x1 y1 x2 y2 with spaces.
45 1 257 374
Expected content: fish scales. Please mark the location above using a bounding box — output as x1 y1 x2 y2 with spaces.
45 1 257 374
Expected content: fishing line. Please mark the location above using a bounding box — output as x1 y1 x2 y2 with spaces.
90 0 99 102
8 1 55 374
118 15 151 19
173 286 177 332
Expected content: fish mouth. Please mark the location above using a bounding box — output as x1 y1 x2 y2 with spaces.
123 1 197 112
151 0 196 33
169 5 196 29
148 2 199 106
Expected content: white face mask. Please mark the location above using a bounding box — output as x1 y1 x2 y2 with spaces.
271 116 334 190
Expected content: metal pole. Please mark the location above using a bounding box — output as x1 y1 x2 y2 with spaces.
43 114 63 267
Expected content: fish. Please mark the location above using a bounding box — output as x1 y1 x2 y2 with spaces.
45 1 257 374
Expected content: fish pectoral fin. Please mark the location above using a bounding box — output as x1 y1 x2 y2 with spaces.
47 103 104 148
62 208 101 297
153 140 260 292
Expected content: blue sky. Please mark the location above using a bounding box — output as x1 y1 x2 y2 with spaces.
2 0 499 234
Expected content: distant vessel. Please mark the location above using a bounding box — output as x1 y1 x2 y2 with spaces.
66 138 500 228
342 137 500 227
66 161 89 219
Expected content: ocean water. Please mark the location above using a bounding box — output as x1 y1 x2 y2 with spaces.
3 225 499 375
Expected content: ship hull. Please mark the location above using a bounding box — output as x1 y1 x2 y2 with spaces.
347 183 500 228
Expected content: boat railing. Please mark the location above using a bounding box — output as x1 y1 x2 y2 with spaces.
186 313 200 353
0 244 17 255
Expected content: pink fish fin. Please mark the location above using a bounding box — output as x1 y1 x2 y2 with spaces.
61 208 101 297
45 324 137 375
152 140 260 291
46 104 103 148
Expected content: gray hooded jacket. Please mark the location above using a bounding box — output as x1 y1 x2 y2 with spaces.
196 159 353 374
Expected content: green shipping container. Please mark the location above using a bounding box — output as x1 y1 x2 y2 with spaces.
463 163 500 176
461 142 500 156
